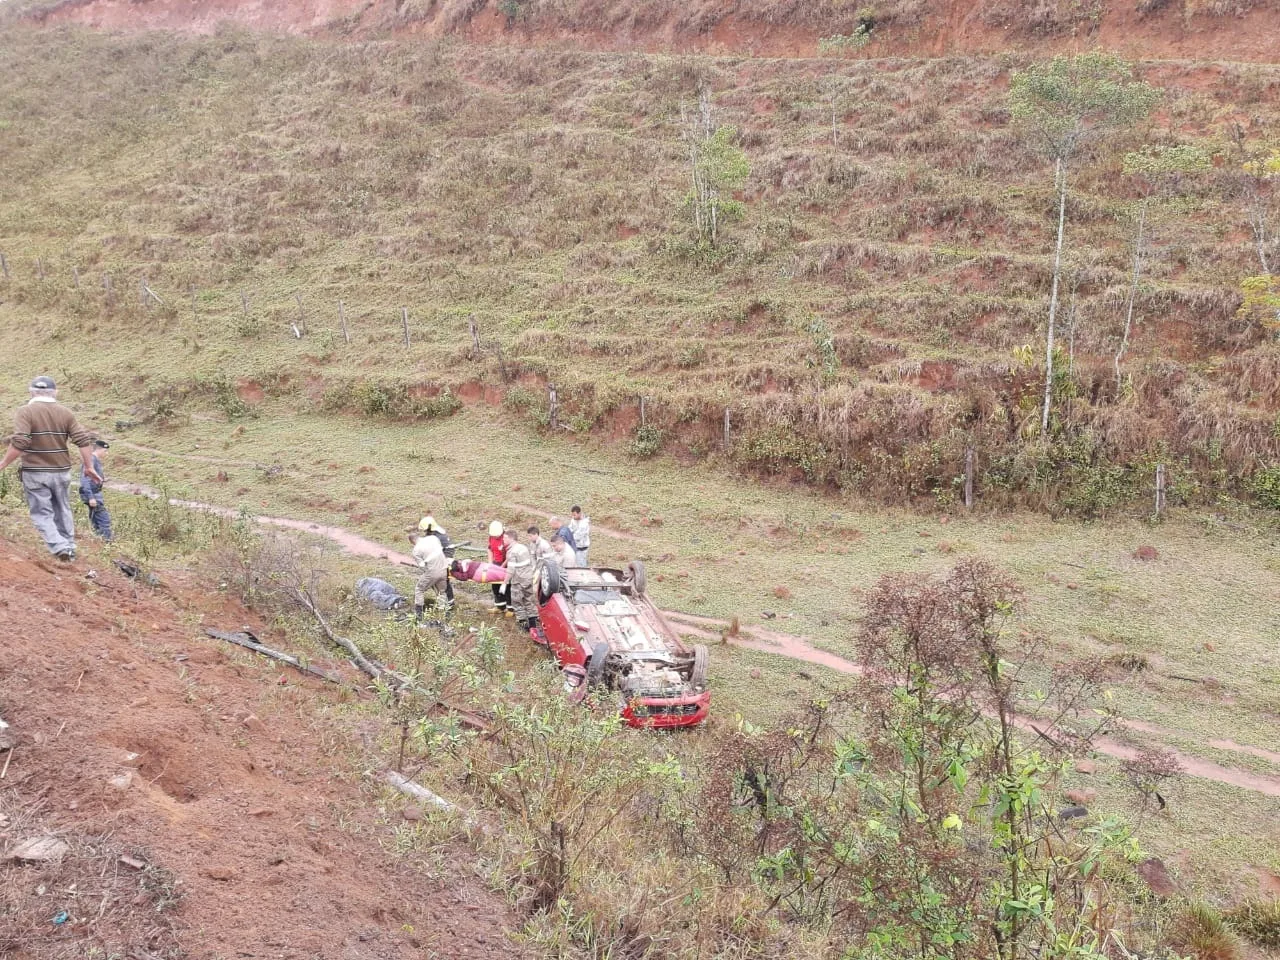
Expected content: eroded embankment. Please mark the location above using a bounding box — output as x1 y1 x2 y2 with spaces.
29 0 1280 64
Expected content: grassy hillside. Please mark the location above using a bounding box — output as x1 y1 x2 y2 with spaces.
1 27 1278 515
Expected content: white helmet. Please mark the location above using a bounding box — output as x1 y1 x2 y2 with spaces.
419 515 436 532
489 520 504 537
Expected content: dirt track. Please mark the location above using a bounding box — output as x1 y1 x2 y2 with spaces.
104 482 1280 799
0 537 521 958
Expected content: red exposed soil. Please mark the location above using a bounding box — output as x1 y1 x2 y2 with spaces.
0 536 520 958
31 0 1280 64
234 379 265 405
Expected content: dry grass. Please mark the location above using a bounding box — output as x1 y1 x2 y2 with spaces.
2 30 1280 511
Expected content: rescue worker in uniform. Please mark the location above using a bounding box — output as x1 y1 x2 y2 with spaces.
418 516 454 604
487 520 510 614
410 526 450 623
503 528 539 632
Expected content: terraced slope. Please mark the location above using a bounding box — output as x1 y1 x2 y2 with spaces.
0 28 1278 512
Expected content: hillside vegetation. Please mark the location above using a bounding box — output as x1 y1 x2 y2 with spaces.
1 27 1279 514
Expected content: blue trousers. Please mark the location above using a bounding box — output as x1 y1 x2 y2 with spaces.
88 502 113 541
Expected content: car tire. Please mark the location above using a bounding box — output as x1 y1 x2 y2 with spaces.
691 644 709 687
586 641 609 688
538 563 562 605
627 560 647 597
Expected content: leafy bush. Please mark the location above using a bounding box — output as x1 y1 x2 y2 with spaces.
210 375 254 420
630 423 664 457
1249 464 1280 509
737 425 833 482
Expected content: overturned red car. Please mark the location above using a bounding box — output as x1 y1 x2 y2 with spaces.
534 561 710 729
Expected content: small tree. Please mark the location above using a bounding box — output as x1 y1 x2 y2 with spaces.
1114 143 1213 390
1229 129 1280 274
1238 273 1280 333
683 88 750 248
1009 54 1160 433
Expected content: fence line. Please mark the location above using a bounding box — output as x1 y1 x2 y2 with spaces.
0 249 1042 510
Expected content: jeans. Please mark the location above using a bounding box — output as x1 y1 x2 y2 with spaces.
22 470 76 556
88 502 113 541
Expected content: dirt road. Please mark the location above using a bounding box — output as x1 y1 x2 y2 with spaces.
106 483 1280 798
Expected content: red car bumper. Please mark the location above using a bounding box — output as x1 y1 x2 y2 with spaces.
621 692 711 729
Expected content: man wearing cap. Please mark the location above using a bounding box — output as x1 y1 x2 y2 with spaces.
78 439 113 541
0 376 100 561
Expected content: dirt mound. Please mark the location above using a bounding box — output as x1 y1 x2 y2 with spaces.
0 539 520 958
29 0 1280 63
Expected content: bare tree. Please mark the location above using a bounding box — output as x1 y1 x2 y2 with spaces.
1009 54 1160 434
1115 143 1212 391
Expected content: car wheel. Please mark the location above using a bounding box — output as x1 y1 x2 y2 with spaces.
691 644 709 687
586 641 609 688
627 560 647 597
538 562 562 605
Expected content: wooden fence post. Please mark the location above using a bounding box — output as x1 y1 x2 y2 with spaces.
35 258 45 280
548 385 559 429
103 272 113 307
640 396 647 427
240 291 249 321
295 291 306 335
189 284 197 318
723 409 731 449
339 300 349 343
964 447 975 510
139 278 148 307
72 266 81 290
469 315 480 357
401 307 411 348
0 252 8 280
1155 463 1166 518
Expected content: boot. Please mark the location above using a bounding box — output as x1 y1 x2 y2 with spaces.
413 603 424 624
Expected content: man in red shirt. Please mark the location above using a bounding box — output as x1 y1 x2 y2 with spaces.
487 520 510 614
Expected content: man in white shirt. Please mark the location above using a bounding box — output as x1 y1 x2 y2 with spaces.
551 533 577 571
569 505 591 566
410 529 450 623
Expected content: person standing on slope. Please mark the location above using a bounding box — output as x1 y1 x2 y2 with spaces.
550 515 576 557
503 528 539 633
418 515 455 605
551 532 577 571
79 439 113 541
0 376 100 561
410 526 451 623
487 520 510 615
569 505 591 566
